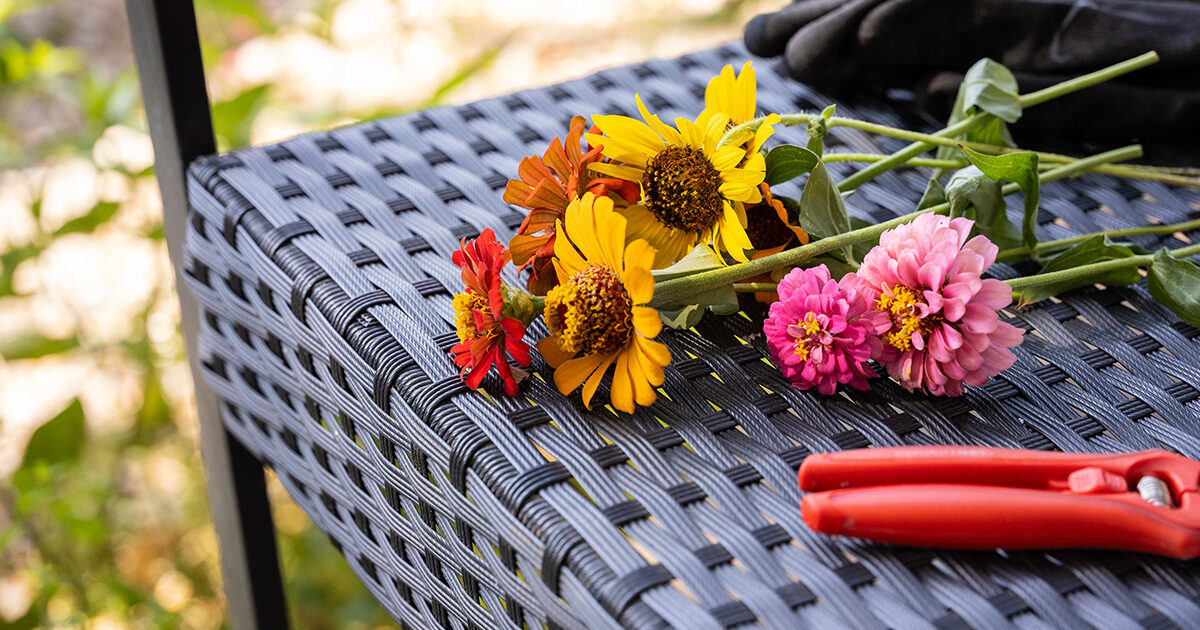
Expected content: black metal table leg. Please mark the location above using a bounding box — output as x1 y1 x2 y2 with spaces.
124 1 290 628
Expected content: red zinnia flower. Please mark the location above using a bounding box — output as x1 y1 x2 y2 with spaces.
450 229 532 395
504 115 639 294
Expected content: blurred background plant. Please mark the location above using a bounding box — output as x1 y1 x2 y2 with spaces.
0 0 773 627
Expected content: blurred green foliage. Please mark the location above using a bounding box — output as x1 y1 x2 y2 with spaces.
0 0 396 627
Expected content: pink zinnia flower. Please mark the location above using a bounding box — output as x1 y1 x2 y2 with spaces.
857 214 1025 396
763 265 888 395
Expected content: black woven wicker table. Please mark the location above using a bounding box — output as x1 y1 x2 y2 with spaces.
181 43 1200 629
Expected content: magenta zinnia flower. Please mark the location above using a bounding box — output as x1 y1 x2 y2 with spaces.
763 265 888 395
857 214 1024 396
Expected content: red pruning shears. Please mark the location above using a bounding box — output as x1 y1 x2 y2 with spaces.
798 446 1200 559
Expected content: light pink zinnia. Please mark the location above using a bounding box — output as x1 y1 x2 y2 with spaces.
763 265 888 395
856 214 1024 396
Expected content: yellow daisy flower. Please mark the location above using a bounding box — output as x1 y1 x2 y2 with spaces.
536 192 670 413
587 98 766 268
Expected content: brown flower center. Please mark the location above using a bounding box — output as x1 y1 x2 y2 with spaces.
641 146 723 232
545 266 633 355
744 202 792 250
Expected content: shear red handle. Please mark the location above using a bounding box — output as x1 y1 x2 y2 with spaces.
798 447 1200 559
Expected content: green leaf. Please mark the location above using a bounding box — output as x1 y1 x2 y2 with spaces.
1147 249 1200 327
53 201 119 237
797 151 853 262
960 146 1039 250
651 246 739 328
968 116 1016 149
19 399 86 471
212 84 271 150
945 166 1002 221
917 178 946 211
960 58 1021 123
0 333 79 360
765 145 819 186
1016 235 1144 304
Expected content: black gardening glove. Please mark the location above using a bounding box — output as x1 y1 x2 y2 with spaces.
745 0 1200 159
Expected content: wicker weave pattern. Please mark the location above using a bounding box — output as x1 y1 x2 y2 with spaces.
184 44 1200 629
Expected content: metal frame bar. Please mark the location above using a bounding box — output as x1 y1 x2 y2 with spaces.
125 1 289 628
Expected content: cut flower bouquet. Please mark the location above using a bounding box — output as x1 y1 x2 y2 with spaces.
450 54 1200 414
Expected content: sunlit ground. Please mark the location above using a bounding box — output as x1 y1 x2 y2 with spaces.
0 0 777 627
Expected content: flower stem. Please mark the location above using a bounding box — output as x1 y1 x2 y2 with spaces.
818 119 1200 187
996 216 1200 260
650 145 1142 307
1006 242 1200 292
732 282 779 293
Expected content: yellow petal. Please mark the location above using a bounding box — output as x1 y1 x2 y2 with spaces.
590 115 664 156
610 350 635 413
594 197 626 270
565 193 604 262
581 352 617 409
719 203 752 262
620 205 696 269
636 334 671 369
553 217 587 276
537 336 575 368
552 352 607 397
585 133 653 168
636 95 683 146
621 238 655 279
626 346 657 407
623 267 655 305
589 162 644 182
749 113 779 155
710 145 746 172
632 305 662 337
632 338 666 388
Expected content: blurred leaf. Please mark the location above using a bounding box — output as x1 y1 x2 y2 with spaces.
1017 235 1145 305
212 84 271 150
53 201 119 237
0 242 42 297
1147 249 1200 327
19 399 86 470
765 145 819 186
0 333 79 360
421 38 509 108
961 146 1039 250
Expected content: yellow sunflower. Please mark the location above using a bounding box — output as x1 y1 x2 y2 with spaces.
586 97 766 268
536 192 670 413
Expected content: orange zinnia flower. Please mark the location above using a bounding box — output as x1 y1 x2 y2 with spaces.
744 182 809 303
504 116 639 295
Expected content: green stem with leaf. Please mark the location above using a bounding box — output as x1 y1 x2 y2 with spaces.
1006 243 1200 292
997 216 1200 260
650 145 1141 307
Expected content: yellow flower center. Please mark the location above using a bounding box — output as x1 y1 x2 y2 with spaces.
453 290 491 342
545 265 634 355
876 285 939 351
792 312 825 360
641 146 724 232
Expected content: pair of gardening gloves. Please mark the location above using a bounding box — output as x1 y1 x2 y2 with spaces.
744 0 1200 160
